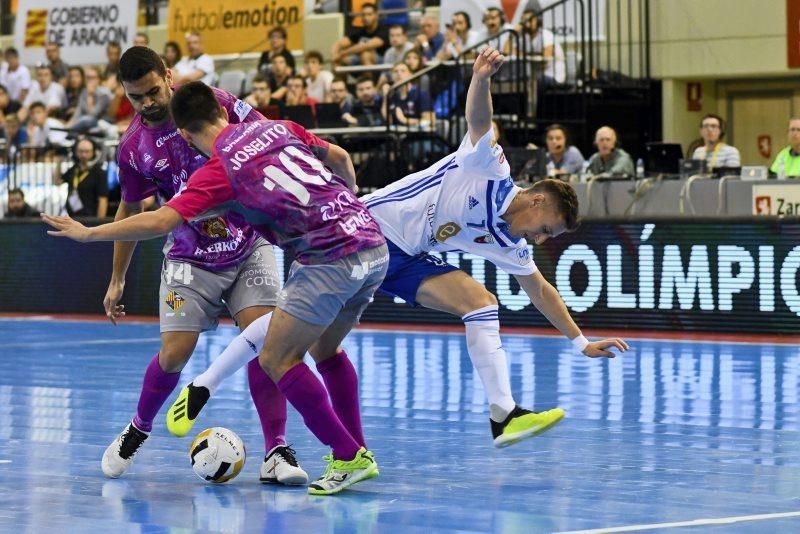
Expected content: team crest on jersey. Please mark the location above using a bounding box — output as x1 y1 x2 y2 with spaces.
165 291 185 311
474 234 494 244
468 196 479 210
435 222 461 242
201 217 231 239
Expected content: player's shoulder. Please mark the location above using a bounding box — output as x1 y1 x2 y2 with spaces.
118 115 145 150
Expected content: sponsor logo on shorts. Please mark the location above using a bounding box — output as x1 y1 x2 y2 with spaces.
474 234 495 244
242 267 279 288
350 254 388 280
201 217 231 239
165 290 185 311
435 222 461 242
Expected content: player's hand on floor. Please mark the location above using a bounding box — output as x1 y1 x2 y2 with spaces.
583 338 629 358
41 213 91 242
473 47 505 79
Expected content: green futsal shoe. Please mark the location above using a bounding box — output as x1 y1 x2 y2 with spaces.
308 447 378 496
491 406 565 448
166 383 210 437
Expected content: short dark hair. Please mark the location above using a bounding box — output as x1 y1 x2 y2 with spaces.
527 179 580 232
107 41 121 50
269 26 287 39
700 113 725 138
331 76 348 87
119 46 166 83
454 11 472 29
4 47 18 57
361 2 377 11
485 7 505 22
251 74 269 86
29 101 46 112
356 74 374 86
305 50 324 63
546 123 568 141
37 65 55 76
8 188 24 199
288 74 306 87
171 81 224 133
388 24 406 33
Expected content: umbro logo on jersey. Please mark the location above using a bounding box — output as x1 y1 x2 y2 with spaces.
155 158 169 171
468 196 479 210
474 234 495 244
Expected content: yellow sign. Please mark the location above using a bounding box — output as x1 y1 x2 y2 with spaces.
24 8 47 47
167 0 304 55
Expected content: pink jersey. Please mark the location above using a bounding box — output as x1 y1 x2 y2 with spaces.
167 120 385 264
117 86 263 271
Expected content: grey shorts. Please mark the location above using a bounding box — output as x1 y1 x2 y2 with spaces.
277 244 389 326
159 240 280 333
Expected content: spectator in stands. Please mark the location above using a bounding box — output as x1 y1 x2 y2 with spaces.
0 85 21 132
327 77 354 115
103 41 122 81
68 66 112 134
133 33 150 47
507 9 566 86
477 7 512 51
331 3 389 66
173 32 215 86
770 118 800 178
415 15 445 62
383 61 434 127
383 25 415 66
5 188 38 218
1 113 26 150
245 74 282 117
105 74 134 134
303 50 333 103
347 75 384 126
587 126 634 176
64 66 85 122
438 11 481 60
45 41 69 86
543 124 584 177
402 49 430 92
162 41 182 69
692 114 740 172
20 66 67 122
267 54 292 101
258 26 296 76
26 101 67 147
56 137 108 217
284 75 318 112
0 48 31 103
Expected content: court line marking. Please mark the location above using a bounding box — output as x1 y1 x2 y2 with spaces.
0 460 11 464
5 338 161 349
556 510 800 533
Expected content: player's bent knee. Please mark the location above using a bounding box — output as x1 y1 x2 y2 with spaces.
464 289 498 313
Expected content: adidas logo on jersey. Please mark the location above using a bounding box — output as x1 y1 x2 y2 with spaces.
468 196 479 210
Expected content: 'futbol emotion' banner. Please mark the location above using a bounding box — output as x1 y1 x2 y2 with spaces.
167 0 304 55
2 219 799 334
13 0 136 65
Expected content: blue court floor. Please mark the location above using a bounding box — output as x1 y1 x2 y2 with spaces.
1 318 800 533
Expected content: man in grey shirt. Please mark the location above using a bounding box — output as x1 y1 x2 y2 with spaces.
587 126 634 176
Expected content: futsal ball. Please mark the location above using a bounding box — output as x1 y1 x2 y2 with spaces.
189 427 246 483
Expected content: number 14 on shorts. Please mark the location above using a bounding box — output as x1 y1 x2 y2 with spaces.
165 263 194 285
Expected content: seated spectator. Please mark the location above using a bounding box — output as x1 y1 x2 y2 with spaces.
332 3 389 66
326 77 354 115
133 33 150 47
347 75 384 126
303 50 333 103
68 66 112 134
544 124 584 177
162 41 182 69
64 66 85 121
0 85 21 133
507 9 566 86
105 74 135 135
26 101 68 147
383 25 415 66
5 188 38 218
587 126 634 176
284 75 318 111
0 47 31 103
477 7 513 51
103 41 122 81
258 26 296 76
245 75 282 117
1 113 27 150
402 49 430 92
692 114 740 172
415 15 445 62
438 11 481 60
21 66 67 122
56 137 108 217
173 32 215 86
45 41 69 86
384 62 434 127
770 118 800 178
267 55 292 101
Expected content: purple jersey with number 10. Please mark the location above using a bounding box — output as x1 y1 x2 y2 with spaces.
167 120 385 264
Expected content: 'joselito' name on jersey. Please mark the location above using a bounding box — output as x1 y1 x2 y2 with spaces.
363 129 537 276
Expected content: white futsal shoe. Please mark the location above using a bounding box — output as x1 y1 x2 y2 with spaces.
101 422 149 478
260 445 309 485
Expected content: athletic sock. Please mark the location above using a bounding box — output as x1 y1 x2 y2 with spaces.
462 305 516 423
247 358 287 452
277 362 360 461
133 354 181 433
194 312 272 394
317 349 366 447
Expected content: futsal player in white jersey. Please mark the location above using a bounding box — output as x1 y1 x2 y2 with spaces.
164 48 628 448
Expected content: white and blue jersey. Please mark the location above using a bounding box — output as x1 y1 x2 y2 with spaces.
363 128 537 278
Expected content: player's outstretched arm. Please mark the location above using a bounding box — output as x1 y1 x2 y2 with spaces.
515 271 630 358
42 206 184 243
466 47 505 145
323 143 358 193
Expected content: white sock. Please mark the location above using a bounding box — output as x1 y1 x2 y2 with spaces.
462 305 516 422
193 312 272 394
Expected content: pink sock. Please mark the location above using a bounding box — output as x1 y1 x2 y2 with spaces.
317 350 366 448
133 354 181 433
277 362 360 460
247 358 287 452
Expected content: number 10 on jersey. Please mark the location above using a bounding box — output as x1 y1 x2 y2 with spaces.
262 146 333 205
